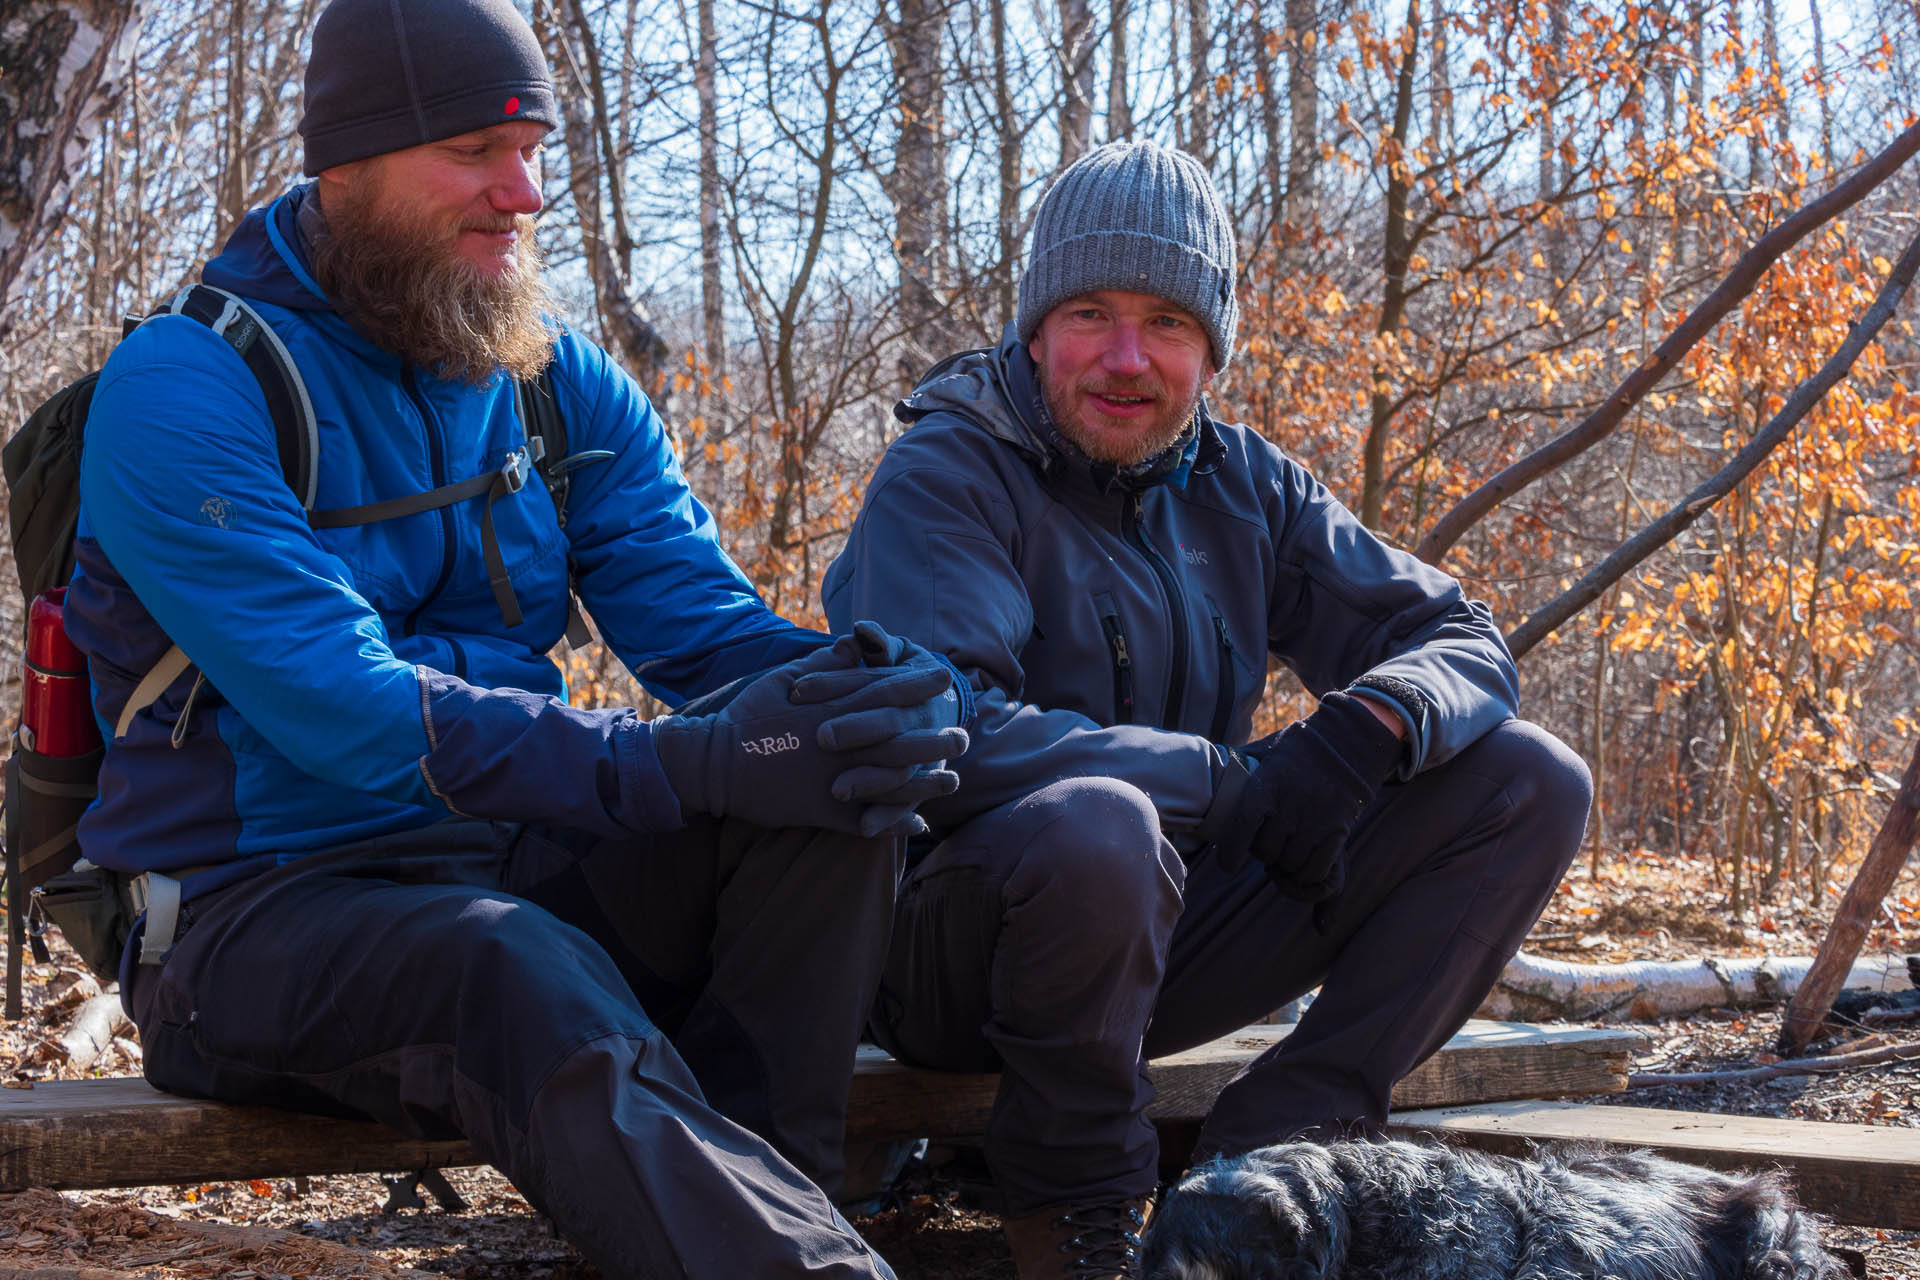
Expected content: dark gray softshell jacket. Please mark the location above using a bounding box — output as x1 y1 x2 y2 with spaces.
822 330 1519 838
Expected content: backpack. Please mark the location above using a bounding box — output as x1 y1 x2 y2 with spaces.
1 283 595 1001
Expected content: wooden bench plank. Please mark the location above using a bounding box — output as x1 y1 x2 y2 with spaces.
0 1020 1640 1193
1387 1100 1920 1230
849 1019 1640 1143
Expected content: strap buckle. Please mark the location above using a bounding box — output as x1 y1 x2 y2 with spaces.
499 447 532 495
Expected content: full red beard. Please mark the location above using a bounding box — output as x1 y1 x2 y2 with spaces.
308 184 556 386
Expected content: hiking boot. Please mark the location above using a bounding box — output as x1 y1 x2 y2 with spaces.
1002 1196 1153 1279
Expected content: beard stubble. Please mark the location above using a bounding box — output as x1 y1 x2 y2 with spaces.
1039 367 1203 467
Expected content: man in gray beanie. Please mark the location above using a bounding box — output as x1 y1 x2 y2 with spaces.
824 140 1589 1278
69 0 974 1276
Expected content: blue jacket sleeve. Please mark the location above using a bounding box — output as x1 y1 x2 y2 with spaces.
540 335 828 705
80 320 682 836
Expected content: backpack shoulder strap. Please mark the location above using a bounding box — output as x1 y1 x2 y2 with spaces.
115 286 322 736
513 365 614 651
516 366 569 519
157 285 320 510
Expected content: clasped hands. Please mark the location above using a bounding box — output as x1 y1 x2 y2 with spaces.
652 620 969 838
1203 691 1404 902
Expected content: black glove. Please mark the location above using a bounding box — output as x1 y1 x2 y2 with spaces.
653 623 969 838
1201 691 1404 901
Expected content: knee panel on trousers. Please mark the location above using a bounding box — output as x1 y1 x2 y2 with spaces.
1452 720 1593 883
997 776 1181 943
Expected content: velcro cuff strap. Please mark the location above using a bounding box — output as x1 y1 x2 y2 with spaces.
930 652 978 727
1195 746 1255 867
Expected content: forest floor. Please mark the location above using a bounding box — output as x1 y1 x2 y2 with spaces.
2 850 1916 1279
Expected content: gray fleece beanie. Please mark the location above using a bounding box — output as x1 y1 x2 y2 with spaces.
299 0 559 175
1017 141 1238 370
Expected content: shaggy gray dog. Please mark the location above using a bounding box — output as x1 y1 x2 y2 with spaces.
1142 1140 1856 1279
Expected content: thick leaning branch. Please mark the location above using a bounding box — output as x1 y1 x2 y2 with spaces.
1626 1038 1920 1089
1413 117 1920 566
1504 221 1920 660
1779 735 1920 1057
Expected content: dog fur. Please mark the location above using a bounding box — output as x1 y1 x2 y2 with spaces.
1141 1139 1854 1279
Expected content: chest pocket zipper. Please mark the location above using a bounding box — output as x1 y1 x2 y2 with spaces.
1097 595 1135 725
1209 614 1238 742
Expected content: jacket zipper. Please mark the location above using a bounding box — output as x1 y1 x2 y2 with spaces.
1101 614 1135 724
1125 493 1189 726
400 367 465 679
1209 614 1237 742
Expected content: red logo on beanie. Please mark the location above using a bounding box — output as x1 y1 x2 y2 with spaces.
504 96 521 115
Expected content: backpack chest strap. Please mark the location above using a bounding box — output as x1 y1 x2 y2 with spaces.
308 444 540 628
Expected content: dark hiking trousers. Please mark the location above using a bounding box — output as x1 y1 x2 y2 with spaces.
122 817 902 1279
867 719 1591 1216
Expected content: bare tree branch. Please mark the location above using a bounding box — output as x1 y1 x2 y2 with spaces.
1415 116 1920 566
1505 219 1920 659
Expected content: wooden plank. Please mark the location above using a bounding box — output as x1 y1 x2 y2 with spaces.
0 1080 476 1193
1387 1100 1920 1230
0 1020 1640 1193
847 1019 1642 1143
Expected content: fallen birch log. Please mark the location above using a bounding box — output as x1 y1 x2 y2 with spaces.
1477 951 1913 1022
56 993 130 1071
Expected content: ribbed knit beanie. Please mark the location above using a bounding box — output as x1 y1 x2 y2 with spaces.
1017 141 1238 370
299 0 558 176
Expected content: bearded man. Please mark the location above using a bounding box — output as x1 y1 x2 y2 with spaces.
66 0 972 1275
823 141 1593 1280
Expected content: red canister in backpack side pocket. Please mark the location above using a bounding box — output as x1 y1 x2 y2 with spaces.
21 588 103 758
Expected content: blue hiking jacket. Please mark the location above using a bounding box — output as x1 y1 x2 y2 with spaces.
822 330 1519 838
68 185 824 892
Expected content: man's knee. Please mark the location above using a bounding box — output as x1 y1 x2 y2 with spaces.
1456 719 1593 875
998 776 1180 931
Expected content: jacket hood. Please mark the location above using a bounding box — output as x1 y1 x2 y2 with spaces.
895 326 1039 453
202 185 335 313
895 322 1229 490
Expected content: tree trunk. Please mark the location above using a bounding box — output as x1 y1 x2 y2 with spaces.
1187 0 1212 164
1808 0 1834 168
992 0 1020 327
0 0 142 339
1284 0 1319 210
1480 950 1912 1023
1778 736 1920 1056
1107 0 1132 139
1057 0 1095 168
698 0 725 374
1361 0 1420 531
1732 0 1765 188
551 0 671 395
1538 1 1558 202
217 0 247 244
1248 1 1286 225
1760 0 1790 172
882 0 950 384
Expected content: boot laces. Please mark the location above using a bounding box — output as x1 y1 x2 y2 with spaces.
1048 1201 1146 1278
